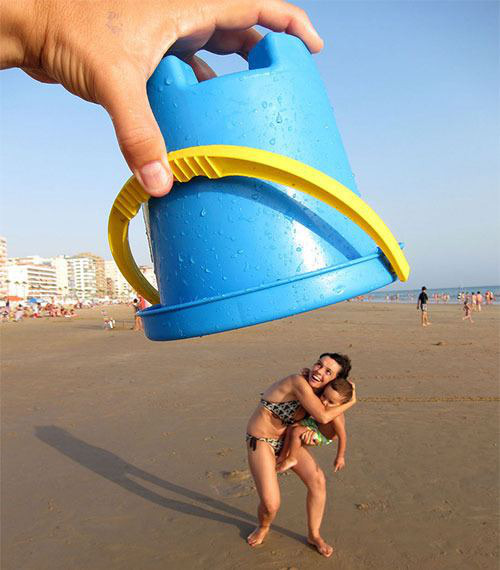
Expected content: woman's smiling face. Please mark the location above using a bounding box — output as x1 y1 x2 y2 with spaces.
308 356 341 390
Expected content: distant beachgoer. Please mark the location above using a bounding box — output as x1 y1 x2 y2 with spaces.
417 286 430 327
14 305 24 322
471 292 477 311
132 298 143 331
476 291 483 312
462 299 474 323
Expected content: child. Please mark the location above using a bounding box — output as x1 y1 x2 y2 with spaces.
276 378 353 473
462 299 474 323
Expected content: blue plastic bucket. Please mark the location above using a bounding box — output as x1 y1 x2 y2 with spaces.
139 33 398 340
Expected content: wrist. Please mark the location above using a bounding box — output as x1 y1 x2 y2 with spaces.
1 0 48 69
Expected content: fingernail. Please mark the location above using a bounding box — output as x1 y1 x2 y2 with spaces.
137 160 172 196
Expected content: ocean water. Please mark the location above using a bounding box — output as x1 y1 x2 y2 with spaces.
361 285 500 304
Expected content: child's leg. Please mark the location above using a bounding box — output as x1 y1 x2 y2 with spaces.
276 424 309 473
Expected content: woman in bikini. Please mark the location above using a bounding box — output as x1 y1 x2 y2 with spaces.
246 353 356 557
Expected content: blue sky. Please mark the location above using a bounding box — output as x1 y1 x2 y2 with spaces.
0 0 498 289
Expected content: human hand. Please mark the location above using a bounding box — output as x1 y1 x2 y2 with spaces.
334 456 345 472
301 429 319 446
2 0 322 196
349 382 356 404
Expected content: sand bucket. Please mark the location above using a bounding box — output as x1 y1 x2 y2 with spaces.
109 33 409 341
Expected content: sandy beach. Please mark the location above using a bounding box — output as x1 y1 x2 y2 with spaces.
1 302 499 569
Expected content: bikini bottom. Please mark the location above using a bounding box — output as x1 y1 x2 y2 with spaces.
246 433 284 456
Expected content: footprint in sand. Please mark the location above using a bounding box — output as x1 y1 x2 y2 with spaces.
222 469 251 482
216 447 232 457
431 500 453 519
355 500 389 513
212 483 255 498
211 469 255 497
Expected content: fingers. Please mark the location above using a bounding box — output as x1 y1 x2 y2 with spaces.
212 0 323 54
185 55 217 82
204 28 263 59
98 65 173 197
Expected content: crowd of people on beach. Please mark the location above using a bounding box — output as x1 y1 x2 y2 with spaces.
415 287 495 327
0 298 111 323
0 300 79 322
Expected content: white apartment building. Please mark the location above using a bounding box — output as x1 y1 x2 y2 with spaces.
139 265 158 290
66 257 97 299
51 256 70 298
104 259 134 299
0 236 7 297
6 263 58 299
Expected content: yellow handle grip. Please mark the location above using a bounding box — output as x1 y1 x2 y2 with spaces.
108 145 410 305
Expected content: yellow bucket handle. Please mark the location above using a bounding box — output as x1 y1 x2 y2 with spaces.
108 145 410 305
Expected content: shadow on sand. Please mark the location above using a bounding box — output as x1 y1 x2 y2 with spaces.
35 426 306 545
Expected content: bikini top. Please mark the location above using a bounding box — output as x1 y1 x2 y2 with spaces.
260 397 301 426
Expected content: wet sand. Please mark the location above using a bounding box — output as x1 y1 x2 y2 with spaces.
1 302 499 569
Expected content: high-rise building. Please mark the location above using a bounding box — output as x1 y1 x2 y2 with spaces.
139 265 158 290
6 263 57 299
74 253 106 297
0 236 7 297
104 259 134 299
66 257 97 299
51 256 70 299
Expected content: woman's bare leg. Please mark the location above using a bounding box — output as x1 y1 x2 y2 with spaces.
247 441 281 546
292 447 333 557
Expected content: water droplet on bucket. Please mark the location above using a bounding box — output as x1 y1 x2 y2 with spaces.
276 113 283 123
165 77 173 85
296 247 302 252
200 208 207 217
269 138 276 146
261 101 268 109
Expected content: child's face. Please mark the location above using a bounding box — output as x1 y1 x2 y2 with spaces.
320 385 344 407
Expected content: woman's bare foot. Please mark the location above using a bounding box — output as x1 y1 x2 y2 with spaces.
308 535 334 557
276 457 298 473
247 526 270 547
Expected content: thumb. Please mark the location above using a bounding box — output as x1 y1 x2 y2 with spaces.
100 70 173 197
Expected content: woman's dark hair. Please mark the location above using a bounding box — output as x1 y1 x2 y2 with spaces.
319 352 352 380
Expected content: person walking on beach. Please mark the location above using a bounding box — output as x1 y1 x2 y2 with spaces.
476 291 483 311
417 286 430 327
462 298 474 323
132 298 143 332
472 292 478 311
246 353 356 557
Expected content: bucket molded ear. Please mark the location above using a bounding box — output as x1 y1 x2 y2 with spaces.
249 32 311 70
148 55 198 93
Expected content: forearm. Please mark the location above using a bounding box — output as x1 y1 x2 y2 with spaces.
336 433 347 459
314 400 354 424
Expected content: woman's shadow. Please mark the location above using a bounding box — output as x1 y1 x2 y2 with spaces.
35 426 305 545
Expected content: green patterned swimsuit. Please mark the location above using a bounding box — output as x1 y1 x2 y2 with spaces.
300 417 333 446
